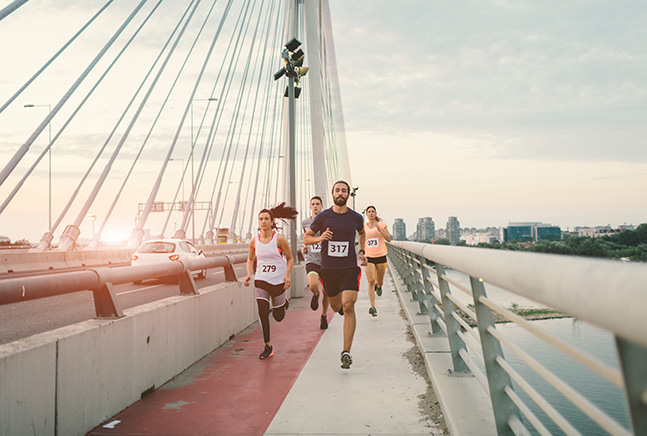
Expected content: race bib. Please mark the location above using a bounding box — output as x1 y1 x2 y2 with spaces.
328 241 349 257
367 238 379 248
311 242 322 253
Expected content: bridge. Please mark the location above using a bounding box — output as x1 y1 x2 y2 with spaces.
1 1 646 435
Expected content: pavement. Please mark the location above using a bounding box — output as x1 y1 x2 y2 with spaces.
87 266 447 435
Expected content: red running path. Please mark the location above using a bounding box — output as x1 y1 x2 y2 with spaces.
88 297 331 435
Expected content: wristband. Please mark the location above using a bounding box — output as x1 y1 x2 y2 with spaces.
359 249 365 254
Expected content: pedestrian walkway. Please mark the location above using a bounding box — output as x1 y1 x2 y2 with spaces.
88 269 446 435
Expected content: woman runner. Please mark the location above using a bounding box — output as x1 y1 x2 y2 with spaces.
244 203 298 359
364 205 391 316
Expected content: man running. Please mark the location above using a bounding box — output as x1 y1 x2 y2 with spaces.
304 181 367 369
302 196 330 329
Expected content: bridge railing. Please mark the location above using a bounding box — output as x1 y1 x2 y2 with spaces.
0 252 248 318
388 241 647 436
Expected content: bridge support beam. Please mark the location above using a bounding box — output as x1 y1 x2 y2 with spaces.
616 336 647 435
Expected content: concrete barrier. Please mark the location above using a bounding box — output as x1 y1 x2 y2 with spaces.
0 280 255 436
0 245 248 275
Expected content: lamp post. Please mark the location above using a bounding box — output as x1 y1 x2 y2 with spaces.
24 103 52 230
350 186 359 210
190 97 217 244
169 158 185 205
273 38 309 263
87 214 97 238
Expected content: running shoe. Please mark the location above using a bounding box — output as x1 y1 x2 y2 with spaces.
376 286 383 297
340 351 352 369
320 314 328 330
259 344 273 360
368 306 377 317
310 292 319 311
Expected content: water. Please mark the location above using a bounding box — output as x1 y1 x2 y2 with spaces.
438 269 632 435
497 318 630 435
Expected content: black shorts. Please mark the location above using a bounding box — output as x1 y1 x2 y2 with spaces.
305 263 321 276
367 255 387 265
320 267 361 298
254 280 285 297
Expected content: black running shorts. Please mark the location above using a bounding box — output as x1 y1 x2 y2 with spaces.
367 255 387 265
305 262 321 276
320 267 361 298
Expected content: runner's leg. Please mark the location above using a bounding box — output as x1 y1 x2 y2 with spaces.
375 262 387 289
257 298 271 344
341 289 358 352
365 262 377 308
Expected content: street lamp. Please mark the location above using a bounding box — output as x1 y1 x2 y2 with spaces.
87 214 97 238
190 97 217 243
274 38 309 265
350 186 359 210
169 158 185 204
24 103 52 230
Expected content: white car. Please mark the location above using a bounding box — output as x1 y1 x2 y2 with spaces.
131 239 207 282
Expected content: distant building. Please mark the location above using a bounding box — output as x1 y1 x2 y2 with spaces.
436 228 446 239
533 224 562 241
416 217 435 242
393 218 407 241
446 217 460 245
504 222 561 242
574 225 634 238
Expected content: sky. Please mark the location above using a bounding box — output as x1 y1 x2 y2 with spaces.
0 0 646 243
328 0 647 235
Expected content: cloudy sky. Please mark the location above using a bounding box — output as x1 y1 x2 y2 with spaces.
329 0 646 234
0 0 645 243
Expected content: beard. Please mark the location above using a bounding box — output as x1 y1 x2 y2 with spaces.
333 195 348 206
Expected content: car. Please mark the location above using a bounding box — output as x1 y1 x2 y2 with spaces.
131 239 207 283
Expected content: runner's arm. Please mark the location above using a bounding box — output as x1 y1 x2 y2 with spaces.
304 227 332 245
277 234 294 289
357 228 367 265
377 223 391 242
244 239 255 287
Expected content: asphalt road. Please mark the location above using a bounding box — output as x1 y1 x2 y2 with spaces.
0 263 247 346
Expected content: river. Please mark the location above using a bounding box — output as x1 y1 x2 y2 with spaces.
440 269 631 435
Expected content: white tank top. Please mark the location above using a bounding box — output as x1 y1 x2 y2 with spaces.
254 231 286 285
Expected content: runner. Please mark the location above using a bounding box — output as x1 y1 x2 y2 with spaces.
244 203 298 359
363 205 391 317
304 181 367 369
301 196 330 329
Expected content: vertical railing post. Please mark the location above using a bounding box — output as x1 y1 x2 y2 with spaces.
435 264 469 373
412 254 429 315
401 251 416 294
417 255 442 335
615 336 647 435
470 276 521 435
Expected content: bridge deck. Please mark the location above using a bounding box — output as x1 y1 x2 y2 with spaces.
87 270 446 435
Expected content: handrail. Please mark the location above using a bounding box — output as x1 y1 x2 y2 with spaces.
388 241 646 436
0 253 248 318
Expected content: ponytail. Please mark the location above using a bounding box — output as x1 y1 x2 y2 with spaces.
259 202 298 229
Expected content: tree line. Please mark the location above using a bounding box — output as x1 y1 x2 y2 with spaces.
451 223 647 261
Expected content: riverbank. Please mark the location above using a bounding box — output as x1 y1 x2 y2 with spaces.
459 305 570 327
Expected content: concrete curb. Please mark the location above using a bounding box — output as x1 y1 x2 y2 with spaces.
388 262 497 436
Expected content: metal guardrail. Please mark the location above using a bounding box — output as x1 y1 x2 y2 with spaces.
0 253 248 318
388 241 647 436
